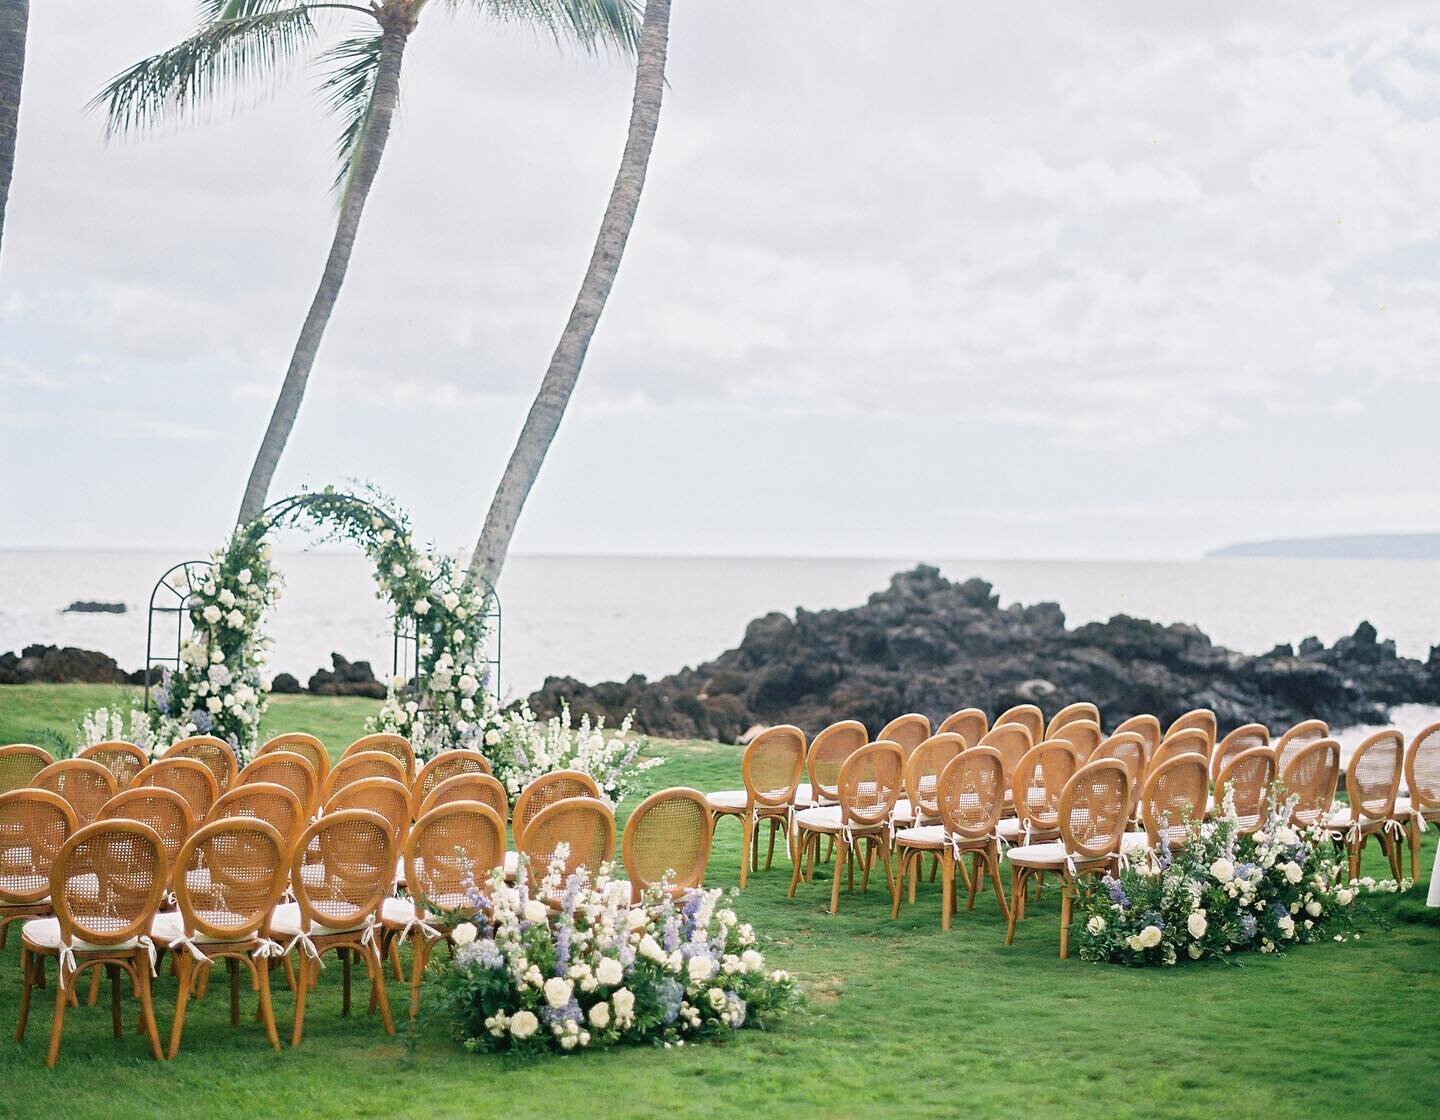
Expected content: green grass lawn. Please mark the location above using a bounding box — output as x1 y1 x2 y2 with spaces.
2 684 1437 1119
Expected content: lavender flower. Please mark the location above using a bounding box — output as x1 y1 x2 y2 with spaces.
189 708 213 734
1239 912 1258 940
1104 876 1130 909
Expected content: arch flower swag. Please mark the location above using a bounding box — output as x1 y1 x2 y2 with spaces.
139 486 500 762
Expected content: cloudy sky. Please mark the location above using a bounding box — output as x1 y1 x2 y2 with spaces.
4 0 1439 560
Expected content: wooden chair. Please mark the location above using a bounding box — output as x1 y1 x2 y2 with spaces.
212 782 306 858
513 770 602 849
0 790 76 951
1281 739 1340 830
898 733 966 829
1274 719 1330 776
16 820 168 1066
237 752 319 820
1322 730 1404 880
1046 702 1100 739
788 742 903 915
344 734 416 785
994 704 1044 746
164 735 239 795
704 726 805 888
132 758 218 826
1212 723 1269 782
519 797 616 888
417 772 508 820
876 714 932 760
1110 715 1162 759
1165 709 1217 751
1049 719 1102 763
1136 755 1208 854
413 750 491 809
622 787 712 903
1149 728 1210 775
1090 732 1145 820
383 802 506 1019
1004 759 1130 958
1007 741 1079 850
79 742 149 787
978 723 1034 792
323 777 411 861
799 719 867 808
272 809 396 1046
1214 747 1276 836
936 708 987 747
153 818 288 1057
0 744 54 794
258 733 330 789
33 759 116 826
99 787 193 882
1399 722 1440 880
321 751 407 803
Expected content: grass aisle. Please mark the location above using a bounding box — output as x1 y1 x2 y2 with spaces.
1 685 1436 1119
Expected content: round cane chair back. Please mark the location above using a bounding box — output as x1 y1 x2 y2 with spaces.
838 742 904 829
1281 739 1340 828
0 744 53 794
937 747 1005 841
1405 722 1440 812
323 751 407 802
937 708 987 746
407 802 506 910
1110 715 1162 758
994 705 1044 746
79 742 149 787
173 818 287 943
0 789 76 905
904 734 966 824
344 734 416 785
414 750 492 807
213 782 305 855
622 787 712 898
419 773 508 820
1050 719 1102 763
99 787 193 876
1090 732 1145 816
1058 760 1131 860
513 771 602 846
742 725 806 807
806 720 868 804
238 751 318 819
132 758 218 825
1046 702 1100 739
1215 747 1276 834
520 798 616 884
1347 730 1404 821
1274 719 1330 776
34 759 117 826
1166 709 1217 750
259 733 330 788
164 736 238 794
323 776 411 854
1151 729 1210 774
1012 742 1080 840
1212 723 1270 782
876 714 932 759
1140 755 1208 849
52 820 167 947
978 723 1034 787
291 810 394 933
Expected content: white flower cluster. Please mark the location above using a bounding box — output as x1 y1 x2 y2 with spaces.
491 702 663 808
78 706 153 750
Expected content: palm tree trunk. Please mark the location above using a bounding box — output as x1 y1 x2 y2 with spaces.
0 0 28 261
235 16 411 525
465 0 671 590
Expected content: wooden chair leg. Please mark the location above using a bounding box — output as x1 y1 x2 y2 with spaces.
1059 877 1074 959
940 850 954 931
369 944 395 1036
45 959 70 1067
107 963 123 1039
15 946 34 1041
1409 819 1422 882
341 947 353 1018
965 851 981 910
739 816 753 890
890 850 906 919
86 965 102 1007
787 831 806 898
168 954 193 1058
291 955 313 1047
829 845 845 914
907 852 919 904
860 838 874 894
764 819 778 871
409 936 430 1021
257 956 281 1052
987 850 1010 920
1004 869 1023 946
1347 840 1361 881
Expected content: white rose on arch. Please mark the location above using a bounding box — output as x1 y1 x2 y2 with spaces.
412 599 430 616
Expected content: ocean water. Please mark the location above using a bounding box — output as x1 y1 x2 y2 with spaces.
2 551 1438 750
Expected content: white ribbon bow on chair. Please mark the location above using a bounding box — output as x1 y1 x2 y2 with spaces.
398 913 444 945
137 935 158 977
284 928 323 969
56 942 77 991
168 931 210 964
251 937 286 961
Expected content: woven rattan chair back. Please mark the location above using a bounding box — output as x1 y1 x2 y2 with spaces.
0 744 53 794
212 782 305 855
1089 733 1146 816
291 810 394 932
513 770 602 846
1212 723 1270 782
1110 715 1162 758
174 818 287 942
838 742 904 828
323 751 407 802
1013 742 1080 838
1058 760 1130 859
79 742 149 787
978 723 1034 787
99 787 193 875
1347 730 1404 821
1151 729 1210 774
34 759 117 826
132 758 218 825
0 789 76 905
258 733 330 788
1274 719 1330 776
1050 719 1102 763
806 720 867 803
238 751 319 819
344 734 416 785
905 733 966 822
323 776 411 854
520 797 616 883
1140 755 1208 848
414 750 492 807
419 773 508 820
876 714 932 759
406 802 506 910
164 736 238 794
1046 702 1100 739
1166 709 1217 750
936 708 987 746
1405 722 1440 811
1281 739 1340 828
937 747 1005 841
994 705 1045 746
1214 747 1276 834
742 725 806 806
622 787 712 898
52 820 167 946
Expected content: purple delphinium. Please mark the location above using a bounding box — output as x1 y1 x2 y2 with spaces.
554 920 573 972
1140 910 1164 931
1104 875 1130 909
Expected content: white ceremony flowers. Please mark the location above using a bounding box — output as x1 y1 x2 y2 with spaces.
1282 861 1304 884
1186 911 1208 939
412 598 430 615
510 1011 539 1040
202 604 221 624
543 977 574 1009
524 900 549 924
588 1002 610 1029
224 609 245 629
1086 915 1106 935
237 568 252 585
1210 858 1235 882
687 955 715 983
596 957 624 987
451 922 477 946
1138 925 1162 949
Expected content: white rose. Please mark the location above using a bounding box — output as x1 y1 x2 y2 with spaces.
524 900 549 924
484 728 501 747
543 977 574 1008
716 909 737 927
443 591 461 611
740 949 764 972
596 957 624 987
612 988 635 1017
1086 915 1106 935
1210 859 1234 883
1126 934 1143 952
202 605 221 624
1282 862 1303 884
687 955 714 983
1187 943 1204 959
637 934 666 963
237 568 252 585
1336 888 1353 906
1277 915 1295 938
209 648 224 664
588 1001 610 1029
206 697 222 713
453 629 466 645
1276 826 1298 846
1305 900 1323 917
626 909 649 932
218 588 236 607
509 1010 538 1040
1186 912 1208 939
707 987 728 1012
391 563 406 579
378 529 395 544
451 922 477 946
225 609 245 629
458 674 479 698
413 598 430 616
1139 925 1163 949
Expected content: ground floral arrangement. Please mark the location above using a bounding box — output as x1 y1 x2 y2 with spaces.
489 702 662 808
1074 793 1410 966
426 849 796 1055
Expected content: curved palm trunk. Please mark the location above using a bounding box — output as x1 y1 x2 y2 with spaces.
235 17 411 525
0 0 28 260
466 0 671 590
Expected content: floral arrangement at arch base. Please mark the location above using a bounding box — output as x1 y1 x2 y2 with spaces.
1074 792 1410 966
488 701 663 808
425 848 797 1055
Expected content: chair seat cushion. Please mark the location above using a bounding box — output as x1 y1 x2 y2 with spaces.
1393 796 1437 819
1120 831 1150 853
996 817 1060 842
894 824 945 848
270 901 372 939
794 805 843 832
1004 842 1112 869
21 916 141 953
706 790 748 811
150 910 257 947
793 783 824 807
1321 807 1384 830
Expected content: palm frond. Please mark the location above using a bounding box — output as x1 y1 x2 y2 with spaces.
453 0 644 56
318 31 386 195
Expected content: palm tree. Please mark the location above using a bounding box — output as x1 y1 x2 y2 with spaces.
0 0 27 261
94 0 642 526
466 0 669 590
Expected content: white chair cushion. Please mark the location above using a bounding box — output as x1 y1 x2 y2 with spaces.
1004 842 1112 869
21 916 140 953
793 783 818 806
1120 831 1150 853
1322 807 1384 829
706 790 747 811
150 910 255 947
894 824 945 847
1391 796 1435 819
793 805 843 832
270 901 371 939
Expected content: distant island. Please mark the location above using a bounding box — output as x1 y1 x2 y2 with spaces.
1207 533 1440 560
